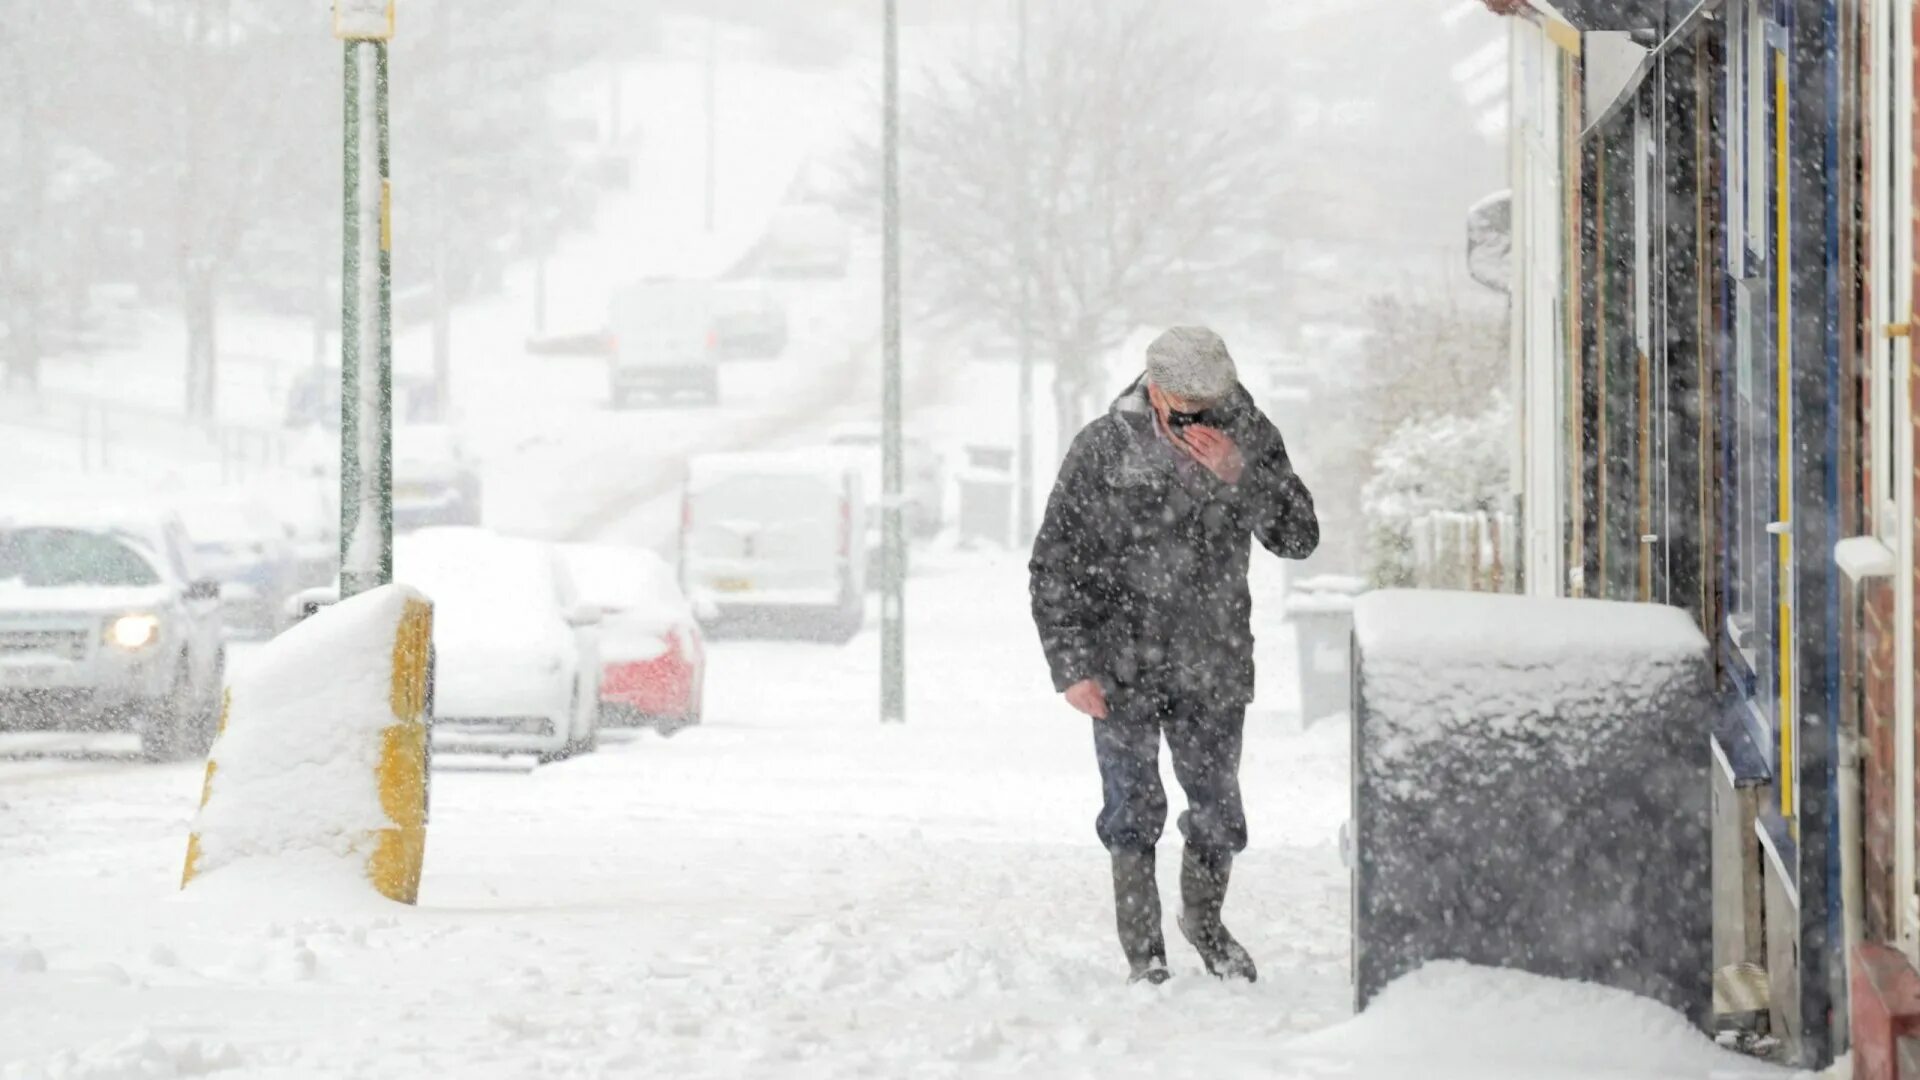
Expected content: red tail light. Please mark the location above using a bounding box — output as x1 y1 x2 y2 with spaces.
706 329 719 351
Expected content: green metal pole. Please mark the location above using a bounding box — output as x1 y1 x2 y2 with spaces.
376 41 393 586
881 0 905 724
340 38 394 599
340 40 364 595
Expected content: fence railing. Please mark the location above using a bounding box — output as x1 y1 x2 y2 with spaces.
1407 510 1514 593
0 386 294 483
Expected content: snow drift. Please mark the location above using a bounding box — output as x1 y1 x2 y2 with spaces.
1288 962 1791 1079
181 585 431 904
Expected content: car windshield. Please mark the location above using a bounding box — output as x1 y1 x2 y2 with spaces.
0 527 161 588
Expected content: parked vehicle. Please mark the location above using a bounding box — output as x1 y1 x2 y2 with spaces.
284 366 435 430
394 424 484 530
607 279 721 407
395 528 601 763
680 451 865 642
825 422 947 538
0 505 225 761
176 495 299 640
560 543 706 732
253 476 339 591
712 281 790 359
762 204 851 278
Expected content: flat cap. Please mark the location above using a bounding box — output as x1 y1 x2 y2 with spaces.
1145 326 1238 405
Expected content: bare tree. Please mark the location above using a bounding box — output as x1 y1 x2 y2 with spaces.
0 6 95 390
852 0 1292 453
90 0 332 421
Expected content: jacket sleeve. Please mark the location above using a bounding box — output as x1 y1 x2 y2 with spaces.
1029 426 1111 693
1240 411 1320 560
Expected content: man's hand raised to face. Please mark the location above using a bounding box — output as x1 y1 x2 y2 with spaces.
1065 678 1109 719
1180 426 1245 485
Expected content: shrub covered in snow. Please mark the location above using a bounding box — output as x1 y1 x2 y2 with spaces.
1361 397 1511 587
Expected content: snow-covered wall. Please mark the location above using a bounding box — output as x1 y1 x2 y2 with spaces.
181 585 432 904
1350 590 1714 1025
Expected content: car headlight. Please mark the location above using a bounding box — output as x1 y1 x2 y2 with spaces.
107 614 161 650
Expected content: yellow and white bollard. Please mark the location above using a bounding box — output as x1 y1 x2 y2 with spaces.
182 586 432 904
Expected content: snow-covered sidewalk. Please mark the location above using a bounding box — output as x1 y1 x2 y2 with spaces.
0 555 1787 1078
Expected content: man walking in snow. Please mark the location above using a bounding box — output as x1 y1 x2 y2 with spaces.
1029 326 1319 985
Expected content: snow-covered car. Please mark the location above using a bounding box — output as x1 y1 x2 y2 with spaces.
560 543 706 732
394 424 484 531
712 281 789 360
396 528 601 762
762 203 851 278
680 451 865 642
176 495 298 639
0 505 226 761
825 421 947 538
608 278 721 407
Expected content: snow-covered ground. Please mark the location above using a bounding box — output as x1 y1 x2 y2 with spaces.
0 553 1791 1079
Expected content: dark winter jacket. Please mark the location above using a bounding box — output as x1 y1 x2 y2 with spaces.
1028 377 1318 708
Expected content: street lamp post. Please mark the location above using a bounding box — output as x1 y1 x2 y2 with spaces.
704 16 719 233
1014 0 1034 542
881 0 905 724
335 0 395 600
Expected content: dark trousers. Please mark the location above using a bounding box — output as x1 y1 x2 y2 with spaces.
1092 694 1248 856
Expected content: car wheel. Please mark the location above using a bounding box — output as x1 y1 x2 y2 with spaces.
186 649 226 757
138 655 196 763
575 688 599 755
826 601 863 645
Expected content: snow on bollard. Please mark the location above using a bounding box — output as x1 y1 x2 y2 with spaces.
181 585 432 904
1350 589 1714 1028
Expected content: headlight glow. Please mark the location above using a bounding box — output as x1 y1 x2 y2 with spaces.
108 614 161 650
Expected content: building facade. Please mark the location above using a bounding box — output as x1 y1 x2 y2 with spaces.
1485 0 1920 1070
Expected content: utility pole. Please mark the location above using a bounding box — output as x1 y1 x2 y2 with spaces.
881 0 906 724
336 0 395 599
704 16 718 233
428 0 450 419
533 0 554 338
1013 0 1034 542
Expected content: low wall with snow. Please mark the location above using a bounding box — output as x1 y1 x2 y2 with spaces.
181 585 433 904
1351 590 1714 1026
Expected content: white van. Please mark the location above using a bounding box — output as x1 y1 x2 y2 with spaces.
607 279 721 407
679 450 866 642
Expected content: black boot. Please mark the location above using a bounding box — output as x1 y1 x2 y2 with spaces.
1111 850 1170 985
1177 846 1257 982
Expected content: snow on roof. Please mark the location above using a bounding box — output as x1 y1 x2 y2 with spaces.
0 498 177 539
559 542 691 631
